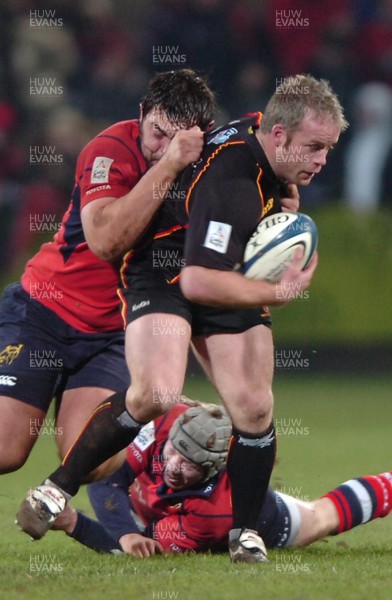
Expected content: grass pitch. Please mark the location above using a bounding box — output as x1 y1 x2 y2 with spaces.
1 374 391 600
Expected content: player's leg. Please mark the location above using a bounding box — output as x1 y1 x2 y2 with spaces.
55 335 132 481
49 312 190 495
0 397 46 473
293 471 392 546
255 490 333 549
17 312 191 539
261 471 392 549
0 283 64 473
56 388 127 481
192 323 275 562
123 313 191 421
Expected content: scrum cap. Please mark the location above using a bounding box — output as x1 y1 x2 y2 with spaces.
169 404 232 481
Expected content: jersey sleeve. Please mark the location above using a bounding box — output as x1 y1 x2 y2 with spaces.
77 131 144 209
145 507 230 553
87 461 141 541
184 143 265 271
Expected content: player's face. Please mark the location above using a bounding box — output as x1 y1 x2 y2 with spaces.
139 108 184 167
274 113 341 185
162 441 204 490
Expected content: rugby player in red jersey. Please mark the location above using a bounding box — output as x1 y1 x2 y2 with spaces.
49 402 392 558
0 69 213 475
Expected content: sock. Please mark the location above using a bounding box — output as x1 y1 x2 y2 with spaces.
48 391 143 497
227 422 276 531
323 471 392 533
68 512 122 554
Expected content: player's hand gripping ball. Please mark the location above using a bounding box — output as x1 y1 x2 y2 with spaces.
242 213 318 282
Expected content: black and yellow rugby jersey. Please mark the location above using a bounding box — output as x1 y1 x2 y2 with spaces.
121 114 284 289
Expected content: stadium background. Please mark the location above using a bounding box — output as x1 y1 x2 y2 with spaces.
0 2 392 599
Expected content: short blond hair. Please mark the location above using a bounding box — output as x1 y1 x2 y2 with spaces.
260 74 348 134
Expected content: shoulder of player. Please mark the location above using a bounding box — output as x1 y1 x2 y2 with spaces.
184 472 231 514
78 119 143 166
96 119 140 142
199 138 256 178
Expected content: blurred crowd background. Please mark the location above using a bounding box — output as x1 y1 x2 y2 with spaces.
0 0 392 281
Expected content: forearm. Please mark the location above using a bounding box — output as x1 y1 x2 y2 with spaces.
83 161 179 261
180 266 280 308
83 126 204 261
181 252 317 309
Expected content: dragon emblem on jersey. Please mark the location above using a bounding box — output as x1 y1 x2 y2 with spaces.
0 344 24 366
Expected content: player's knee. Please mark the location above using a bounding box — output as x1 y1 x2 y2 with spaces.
228 388 274 432
126 379 182 422
241 389 274 420
0 443 30 474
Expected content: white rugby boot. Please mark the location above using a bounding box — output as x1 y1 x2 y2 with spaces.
16 484 67 540
229 528 269 563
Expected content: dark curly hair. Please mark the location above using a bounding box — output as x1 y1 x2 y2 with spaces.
140 69 215 131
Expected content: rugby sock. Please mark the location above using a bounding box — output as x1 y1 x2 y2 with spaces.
323 471 392 533
48 391 144 497
227 423 276 531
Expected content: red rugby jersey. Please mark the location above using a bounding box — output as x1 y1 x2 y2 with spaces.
21 120 147 332
126 404 233 553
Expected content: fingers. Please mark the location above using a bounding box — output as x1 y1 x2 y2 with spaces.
281 183 300 212
292 246 305 265
304 250 318 274
134 540 163 558
272 248 318 306
286 183 299 198
164 127 204 173
121 534 164 558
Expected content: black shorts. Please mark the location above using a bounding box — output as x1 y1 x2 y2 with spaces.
122 277 271 336
0 283 129 411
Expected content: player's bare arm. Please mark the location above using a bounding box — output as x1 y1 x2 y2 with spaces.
180 250 318 308
81 127 204 261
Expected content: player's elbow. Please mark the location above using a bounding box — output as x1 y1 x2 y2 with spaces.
86 237 121 262
81 197 128 261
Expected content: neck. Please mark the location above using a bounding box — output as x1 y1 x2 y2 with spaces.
255 129 279 176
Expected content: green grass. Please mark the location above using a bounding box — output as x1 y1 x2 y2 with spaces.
1 375 392 599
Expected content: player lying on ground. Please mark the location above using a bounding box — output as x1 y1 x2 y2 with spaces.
50 401 392 557
17 74 347 564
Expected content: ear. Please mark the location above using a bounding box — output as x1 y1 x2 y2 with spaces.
205 120 215 133
271 124 288 147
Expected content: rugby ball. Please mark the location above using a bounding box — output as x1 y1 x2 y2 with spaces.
242 213 318 282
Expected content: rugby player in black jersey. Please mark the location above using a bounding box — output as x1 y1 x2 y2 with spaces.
17 75 348 564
